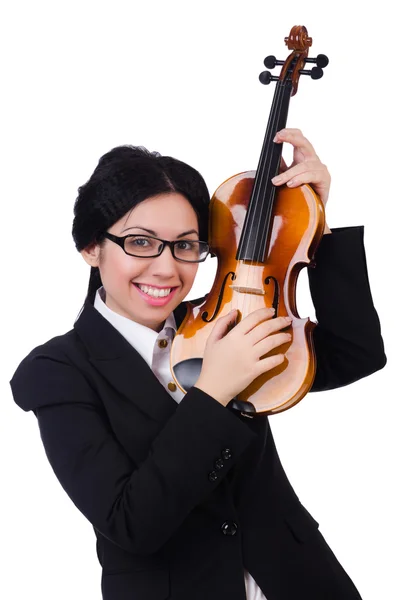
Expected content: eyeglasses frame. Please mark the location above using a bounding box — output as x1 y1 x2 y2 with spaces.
103 232 214 263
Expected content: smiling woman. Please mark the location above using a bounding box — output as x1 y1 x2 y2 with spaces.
81 191 203 329
9 140 386 600
73 145 211 331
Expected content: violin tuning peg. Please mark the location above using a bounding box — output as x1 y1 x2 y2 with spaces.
316 54 329 68
299 67 324 80
305 54 329 68
310 66 324 80
264 55 276 69
263 55 285 69
259 71 279 85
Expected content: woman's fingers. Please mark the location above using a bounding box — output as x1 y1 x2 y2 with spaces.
248 315 292 346
271 160 323 187
271 128 331 207
254 332 292 360
273 128 318 160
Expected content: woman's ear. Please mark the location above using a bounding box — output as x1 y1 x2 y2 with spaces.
80 242 101 268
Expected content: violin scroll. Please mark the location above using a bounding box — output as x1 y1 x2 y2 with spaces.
284 25 312 51
259 25 329 95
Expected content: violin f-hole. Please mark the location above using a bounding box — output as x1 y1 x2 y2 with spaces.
264 275 279 317
202 271 236 322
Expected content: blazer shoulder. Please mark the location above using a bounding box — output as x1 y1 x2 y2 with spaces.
12 327 77 371
189 293 208 305
9 329 97 414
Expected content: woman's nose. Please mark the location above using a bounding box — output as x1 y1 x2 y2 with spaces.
151 244 180 272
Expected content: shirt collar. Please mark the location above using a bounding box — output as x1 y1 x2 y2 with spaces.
93 286 177 368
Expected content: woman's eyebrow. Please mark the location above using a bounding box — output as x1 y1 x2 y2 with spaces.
120 226 199 238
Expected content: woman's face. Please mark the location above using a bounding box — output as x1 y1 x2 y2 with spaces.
81 192 201 332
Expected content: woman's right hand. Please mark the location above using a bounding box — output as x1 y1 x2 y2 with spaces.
195 307 292 407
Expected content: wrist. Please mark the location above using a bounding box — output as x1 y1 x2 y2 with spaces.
194 380 231 407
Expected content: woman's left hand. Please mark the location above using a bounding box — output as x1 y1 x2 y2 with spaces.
271 128 332 233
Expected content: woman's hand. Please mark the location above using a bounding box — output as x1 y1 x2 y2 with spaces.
271 128 332 234
195 307 291 407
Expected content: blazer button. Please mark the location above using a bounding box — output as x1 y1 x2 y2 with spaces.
221 448 232 460
221 521 238 536
208 470 219 482
214 458 224 470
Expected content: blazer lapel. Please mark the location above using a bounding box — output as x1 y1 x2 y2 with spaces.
73 300 191 422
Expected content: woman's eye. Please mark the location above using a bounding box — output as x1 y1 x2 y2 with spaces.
177 241 192 250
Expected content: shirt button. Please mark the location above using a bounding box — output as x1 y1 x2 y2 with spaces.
158 339 168 349
221 448 232 460
168 382 177 392
221 521 238 536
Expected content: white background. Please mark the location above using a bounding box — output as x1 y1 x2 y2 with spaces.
2 1 395 599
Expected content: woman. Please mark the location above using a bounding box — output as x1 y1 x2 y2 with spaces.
10 129 386 600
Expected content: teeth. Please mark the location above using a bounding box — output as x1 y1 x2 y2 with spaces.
137 284 172 298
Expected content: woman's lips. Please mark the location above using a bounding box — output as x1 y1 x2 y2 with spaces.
133 283 178 289
131 283 179 306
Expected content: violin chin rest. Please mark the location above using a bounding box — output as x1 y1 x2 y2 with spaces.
173 358 203 392
173 359 256 417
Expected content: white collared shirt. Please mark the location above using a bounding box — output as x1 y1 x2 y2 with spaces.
94 286 267 600
94 286 185 402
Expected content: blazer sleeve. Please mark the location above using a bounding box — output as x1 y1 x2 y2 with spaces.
9 350 257 556
308 225 387 392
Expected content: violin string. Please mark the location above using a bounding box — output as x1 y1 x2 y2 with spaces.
236 78 283 330
237 78 286 332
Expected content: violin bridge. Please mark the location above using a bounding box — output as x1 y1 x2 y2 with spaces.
230 285 265 296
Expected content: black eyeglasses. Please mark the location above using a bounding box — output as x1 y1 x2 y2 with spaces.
103 232 212 263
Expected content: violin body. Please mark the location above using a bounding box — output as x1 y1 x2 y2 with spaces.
170 171 325 414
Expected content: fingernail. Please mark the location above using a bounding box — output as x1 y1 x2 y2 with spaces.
286 180 295 187
272 176 282 183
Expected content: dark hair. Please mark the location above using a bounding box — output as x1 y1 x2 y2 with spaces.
72 145 210 312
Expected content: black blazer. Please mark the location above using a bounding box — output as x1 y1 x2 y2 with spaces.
10 226 386 600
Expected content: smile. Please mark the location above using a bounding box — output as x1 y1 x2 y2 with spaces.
131 283 179 306
136 284 174 297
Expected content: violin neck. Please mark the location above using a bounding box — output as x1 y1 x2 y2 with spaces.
237 80 292 263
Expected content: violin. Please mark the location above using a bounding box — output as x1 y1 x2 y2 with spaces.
170 25 329 416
